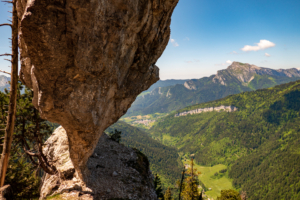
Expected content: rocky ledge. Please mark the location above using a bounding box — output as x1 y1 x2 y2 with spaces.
175 105 238 117
40 126 157 200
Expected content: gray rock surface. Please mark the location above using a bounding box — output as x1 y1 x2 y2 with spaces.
40 126 157 200
17 0 178 179
175 105 238 117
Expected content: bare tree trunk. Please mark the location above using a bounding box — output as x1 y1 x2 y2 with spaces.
0 0 19 187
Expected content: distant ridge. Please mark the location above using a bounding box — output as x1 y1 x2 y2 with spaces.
126 62 300 116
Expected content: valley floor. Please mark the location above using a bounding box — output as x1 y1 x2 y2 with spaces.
183 159 233 200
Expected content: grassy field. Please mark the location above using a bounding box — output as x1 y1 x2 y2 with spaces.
183 159 233 200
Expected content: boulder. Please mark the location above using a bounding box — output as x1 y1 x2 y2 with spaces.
17 0 178 179
40 126 157 200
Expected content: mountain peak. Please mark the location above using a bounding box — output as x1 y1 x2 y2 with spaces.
227 62 261 71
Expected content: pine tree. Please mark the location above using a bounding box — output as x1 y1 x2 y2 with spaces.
181 159 201 200
164 187 173 200
154 173 164 200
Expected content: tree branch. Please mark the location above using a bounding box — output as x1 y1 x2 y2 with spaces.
0 70 11 75
1 1 13 3
0 54 12 57
0 23 12 28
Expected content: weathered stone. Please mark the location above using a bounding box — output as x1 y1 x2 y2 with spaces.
40 126 157 200
17 0 178 179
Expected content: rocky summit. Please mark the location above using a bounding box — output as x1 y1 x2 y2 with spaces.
17 0 178 181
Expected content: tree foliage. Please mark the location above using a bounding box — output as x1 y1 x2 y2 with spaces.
216 189 242 200
0 83 55 199
154 174 164 200
149 80 300 200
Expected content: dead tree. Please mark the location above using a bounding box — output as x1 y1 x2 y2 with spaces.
0 0 19 188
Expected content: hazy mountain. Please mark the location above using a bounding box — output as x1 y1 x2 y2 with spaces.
140 79 188 95
126 62 300 116
0 75 10 92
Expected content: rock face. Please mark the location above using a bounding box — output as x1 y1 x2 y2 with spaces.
214 62 300 86
175 105 238 117
41 126 157 200
17 0 178 179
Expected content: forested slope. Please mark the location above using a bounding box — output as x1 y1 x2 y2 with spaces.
106 121 182 187
149 80 300 199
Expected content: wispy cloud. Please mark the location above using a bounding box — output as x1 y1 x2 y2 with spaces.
184 37 190 41
261 60 268 64
170 39 179 47
215 60 233 66
241 40 275 52
265 53 271 57
230 51 238 54
185 59 200 64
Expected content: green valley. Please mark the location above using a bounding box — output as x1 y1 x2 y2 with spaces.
145 80 300 199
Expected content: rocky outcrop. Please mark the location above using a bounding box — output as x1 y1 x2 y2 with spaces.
175 105 238 117
40 126 157 200
17 0 178 179
227 62 300 83
184 80 197 90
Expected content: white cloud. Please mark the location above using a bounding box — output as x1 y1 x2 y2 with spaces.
184 37 190 41
241 40 275 52
226 60 233 64
170 38 179 47
265 53 271 57
230 51 238 54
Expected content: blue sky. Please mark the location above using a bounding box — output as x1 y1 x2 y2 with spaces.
1 0 300 80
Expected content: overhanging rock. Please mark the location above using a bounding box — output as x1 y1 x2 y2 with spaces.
17 0 178 179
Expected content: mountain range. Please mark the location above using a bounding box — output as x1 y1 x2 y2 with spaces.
125 62 300 116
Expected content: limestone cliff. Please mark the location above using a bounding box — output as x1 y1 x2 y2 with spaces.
175 105 238 117
40 126 156 200
17 0 178 180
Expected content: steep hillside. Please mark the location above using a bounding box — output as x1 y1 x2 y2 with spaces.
105 121 182 187
149 80 300 200
126 62 300 116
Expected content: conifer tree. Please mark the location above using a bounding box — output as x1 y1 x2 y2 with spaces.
164 187 173 200
181 159 201 200
154 173 164 200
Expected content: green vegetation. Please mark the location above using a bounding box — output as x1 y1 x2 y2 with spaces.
182 159 233 200
120 113 167 130
180 159 201 200
106 121 182 187
149 80 300 200
216 189 242 200
126 64 300 117
0 83 54 199
154 174 164 199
